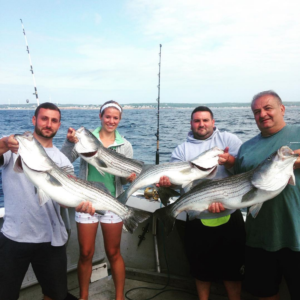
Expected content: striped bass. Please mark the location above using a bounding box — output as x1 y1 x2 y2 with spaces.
74 127 143 177
155 146 298 235
13 132 150 233
118 147 224 204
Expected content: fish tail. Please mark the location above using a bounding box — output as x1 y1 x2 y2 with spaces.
157 187 180 206
123 208 151 233
117 190 129 205
154 206 175 236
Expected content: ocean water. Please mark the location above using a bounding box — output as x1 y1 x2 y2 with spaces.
1 106 300 207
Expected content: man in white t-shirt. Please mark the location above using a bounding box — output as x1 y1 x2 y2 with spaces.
0 103 94 300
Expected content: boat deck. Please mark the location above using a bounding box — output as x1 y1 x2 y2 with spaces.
20 267 255 300
70 276 199 300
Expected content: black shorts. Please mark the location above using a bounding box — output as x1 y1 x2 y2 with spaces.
0 233 67 300
184 210 246 282
245 246 300 299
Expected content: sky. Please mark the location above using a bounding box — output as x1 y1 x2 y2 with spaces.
1 0 300 105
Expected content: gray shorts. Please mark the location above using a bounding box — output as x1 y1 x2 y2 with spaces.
0 233 67 300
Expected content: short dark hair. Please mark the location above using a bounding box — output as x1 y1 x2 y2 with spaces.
191 106 214 120
251 90 282 109
34 102 61 120
99 100 123 117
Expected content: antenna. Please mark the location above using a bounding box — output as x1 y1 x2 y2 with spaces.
20 19 40 106
155 44 162 165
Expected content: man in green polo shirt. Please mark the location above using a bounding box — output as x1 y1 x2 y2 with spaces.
234 90 300 300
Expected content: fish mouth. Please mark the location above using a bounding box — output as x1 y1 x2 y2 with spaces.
80 151 98 158
278 146 299 159
14 131 33 141
76 127 85 134
192 164 216 173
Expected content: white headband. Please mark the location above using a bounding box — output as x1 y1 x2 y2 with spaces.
100 103 122 114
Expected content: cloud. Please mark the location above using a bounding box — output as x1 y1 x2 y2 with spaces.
2 0 300 103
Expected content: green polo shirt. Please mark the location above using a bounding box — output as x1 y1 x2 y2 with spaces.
87 127 124 197
234 125 300 251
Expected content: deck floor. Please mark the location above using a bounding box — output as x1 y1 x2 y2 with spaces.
69 276 230 300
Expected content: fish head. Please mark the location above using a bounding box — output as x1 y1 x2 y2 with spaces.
191 146 224 168
75 127 100 155
190 147 224 178
13 131 52 172
251 146 298 191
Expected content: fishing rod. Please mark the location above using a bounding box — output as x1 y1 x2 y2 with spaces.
156 44 162 165
20 19 40 106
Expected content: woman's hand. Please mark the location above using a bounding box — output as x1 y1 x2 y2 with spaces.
66 128 78 143
126 173 137 183
75 201 95 216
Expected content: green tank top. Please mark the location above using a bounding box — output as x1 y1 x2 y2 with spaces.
201 215 231 227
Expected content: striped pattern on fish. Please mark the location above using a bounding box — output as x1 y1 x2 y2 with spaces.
155 146 298 235
75 127 143 177
118 147 224 204
14 132 150 233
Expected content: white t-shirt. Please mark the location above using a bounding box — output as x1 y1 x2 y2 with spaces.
0 145 73 246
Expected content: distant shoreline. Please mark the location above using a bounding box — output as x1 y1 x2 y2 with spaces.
0 105 250 111
1 103 300 111
0 106 253 111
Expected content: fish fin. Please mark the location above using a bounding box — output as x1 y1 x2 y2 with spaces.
13 155 23 173
288 173 296 186
45 173 63 187
241 187 258 202
157 187 180 206
248 203 263 218
122 208 151 233
187 210 200 220
60 166 75 175
37 188 51 206
117 191 129 205
94 158 108 169
154 205 176 236
90 181 111 194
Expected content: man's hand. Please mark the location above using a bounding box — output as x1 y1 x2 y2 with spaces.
156 176 172 188
293 149 300 169
208 202 225 213
218 147 235 169
126 173 137 183
75 201 95 216
1 135 19 154
66 128 78 143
